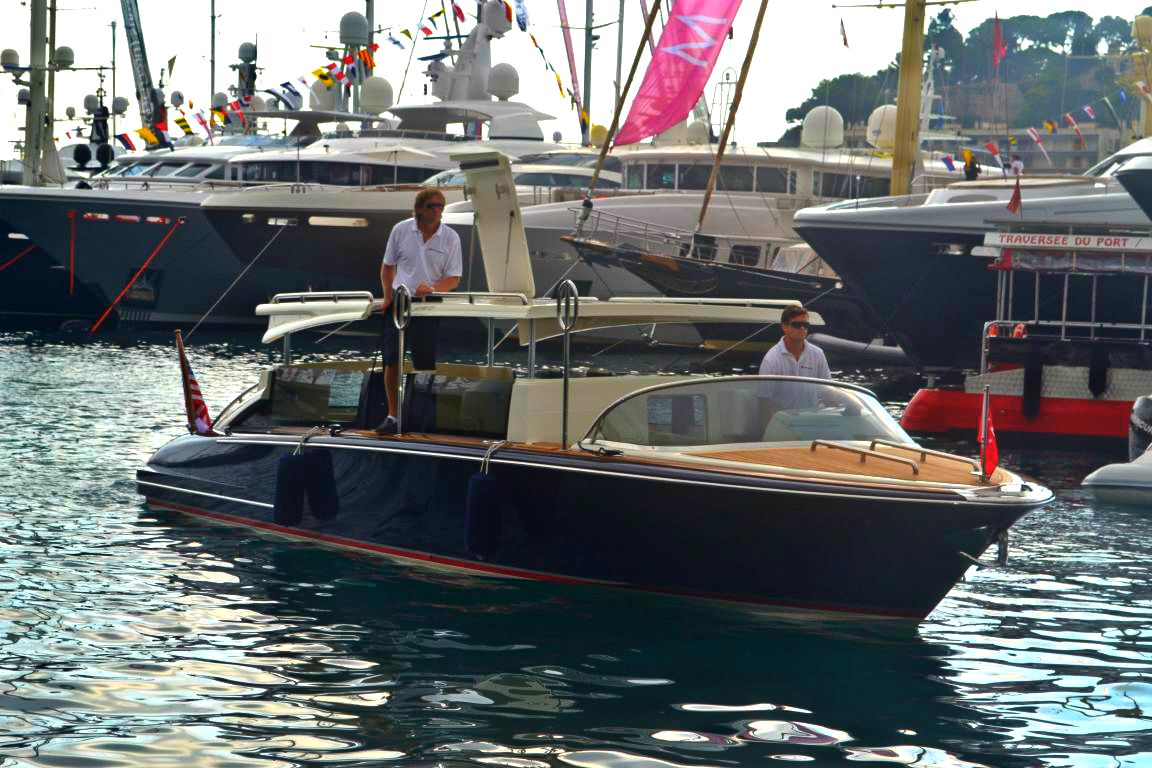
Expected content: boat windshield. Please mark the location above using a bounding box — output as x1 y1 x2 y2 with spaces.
586 377 911 448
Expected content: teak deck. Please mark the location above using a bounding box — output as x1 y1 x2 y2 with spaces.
690 443 1008 486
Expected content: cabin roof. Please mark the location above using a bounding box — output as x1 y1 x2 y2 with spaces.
256 291 823 344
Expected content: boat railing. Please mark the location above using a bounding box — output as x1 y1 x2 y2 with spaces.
570 206 788 259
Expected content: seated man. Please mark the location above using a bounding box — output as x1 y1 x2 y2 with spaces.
757 305 831 426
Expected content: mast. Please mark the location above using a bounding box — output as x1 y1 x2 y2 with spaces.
890 0 926 196
583 0 593 145
210 0 216 99
696 0 771 231
614 0 624 108
22 0 48 186
119 0 165 130
110 20 117 137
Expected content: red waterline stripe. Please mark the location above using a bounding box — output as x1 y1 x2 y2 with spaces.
145 497 918 619
0 244 36 273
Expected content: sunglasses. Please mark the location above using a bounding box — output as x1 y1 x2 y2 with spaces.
423 202 445 210
787 321 811 330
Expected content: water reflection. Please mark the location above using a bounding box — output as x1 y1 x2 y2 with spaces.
1 333 1150 766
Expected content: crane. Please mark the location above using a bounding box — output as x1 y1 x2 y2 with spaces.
119 0 166 133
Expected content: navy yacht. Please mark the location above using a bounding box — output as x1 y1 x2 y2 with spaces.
135 152 1050 620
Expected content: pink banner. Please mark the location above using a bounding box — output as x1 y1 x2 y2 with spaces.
616 0 743 145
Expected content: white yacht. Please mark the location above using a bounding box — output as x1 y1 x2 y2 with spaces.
792 138 1152 372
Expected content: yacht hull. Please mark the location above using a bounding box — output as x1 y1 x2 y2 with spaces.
138 432 1036 620
0 223 104 326
0 189 267 327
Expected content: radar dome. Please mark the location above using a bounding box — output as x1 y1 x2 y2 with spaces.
589 124 608 147
52 46 74 69
1 49 18 70
309 79 336 110
340 12 370 46
248 95 266 112
65 106 75 119
487 63 519 100
212 92 229 108
361 76 394 114
82 94 99 114
17 88 29 106
685 120 710 145
800 106 844 149
170 90 184 108
112 96 129 115
265 97 281 112
481 0 513 35
238 42 257 63
866 105 898 150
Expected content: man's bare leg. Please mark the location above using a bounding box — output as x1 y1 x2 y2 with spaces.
384 363 400 419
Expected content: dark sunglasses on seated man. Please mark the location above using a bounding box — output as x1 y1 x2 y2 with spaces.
424 202 445 210
787 321 811 330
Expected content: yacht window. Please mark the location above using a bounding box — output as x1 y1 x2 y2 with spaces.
205 165 226 180
145 162 187 177
425 170 468 186
646 163 677 190
122 163 151 177
857 176 890 197
365 165 438 185
626 164 645 189
756 167 790 194
819 172 855 197
717 165 754 192
232 366 368 430
598 177 620 189
677 164 712 190
589 378 908 448
175 163 212 178
729 244 761 267
513 172 556 186
311 162 358 186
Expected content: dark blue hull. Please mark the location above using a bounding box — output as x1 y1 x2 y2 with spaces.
0 222 104 327
138 432 1033 619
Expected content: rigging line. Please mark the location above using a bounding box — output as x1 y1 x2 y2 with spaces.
697 322 776 367
186 224 289 341
398 0 432 100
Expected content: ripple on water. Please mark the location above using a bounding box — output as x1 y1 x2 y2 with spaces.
2 336 1152 766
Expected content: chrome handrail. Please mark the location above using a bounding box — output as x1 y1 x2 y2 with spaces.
868 439 980 472
810 440 920 475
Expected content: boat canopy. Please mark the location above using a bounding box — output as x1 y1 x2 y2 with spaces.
256 291 823 344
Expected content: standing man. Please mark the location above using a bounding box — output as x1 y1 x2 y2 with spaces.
758 305 831 421
377 188 462 434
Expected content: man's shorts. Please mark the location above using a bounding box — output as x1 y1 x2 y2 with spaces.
381 316 441 371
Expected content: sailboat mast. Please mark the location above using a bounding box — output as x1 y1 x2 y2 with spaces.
696 0 771 231
890 0 926 196
583 0 594 145
22 0 48 186
210 0 216 100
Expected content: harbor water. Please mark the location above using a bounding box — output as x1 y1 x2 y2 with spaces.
1 331 1150 767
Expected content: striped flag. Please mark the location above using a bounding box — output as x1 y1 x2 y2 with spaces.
358 48 375 70
1043 119 1057 134
174 114 194 136
193 111 212 138
1083 104 1096 120
228 100 249 127
134 126 159 145
313 66 335 87
1064 112 1085 148
114 133 136 151
388 34 405 49
942 154 955 171
175 330 215 436
1026 126 1052 166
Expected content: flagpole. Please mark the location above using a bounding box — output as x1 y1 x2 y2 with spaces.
581 0 661 205
696 0 771 233
175 329 196 435
979 383 991 483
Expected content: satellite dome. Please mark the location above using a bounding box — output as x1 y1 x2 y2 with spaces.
1 49 18 70
65 106 75 119
83 94 99 114
340 12 370 46
248 95 266 112
309 79 336 110
17 88 29 106
170 90 184 108
800 105 844 149
487 63 519 100
211 92 229 109
266 97 281 112
361 76 394 114
238 42 257 63
52 46 74 69
112 96 130 115
481 0 513 35
866 105 898 150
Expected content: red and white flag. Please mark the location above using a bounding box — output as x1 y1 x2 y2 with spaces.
175 330 215 436
979 386 999 479
1083 104 1096 120
1026 126 1052 165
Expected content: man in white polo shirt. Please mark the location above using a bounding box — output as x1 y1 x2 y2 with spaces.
758 305 831 421
377 188 462 434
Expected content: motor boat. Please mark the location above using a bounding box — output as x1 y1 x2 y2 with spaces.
1082 394 1152 503
135 151 1051 621
793 139 1152 372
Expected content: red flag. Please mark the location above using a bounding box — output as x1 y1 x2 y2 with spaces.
175 330 216 436
984 141 999 156
979 389 999 479
1064 112 1085 148
840 19 849 48
452 2 465 21
1083 105 1096 120
1006 176 1022 214
992 13 1007 73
